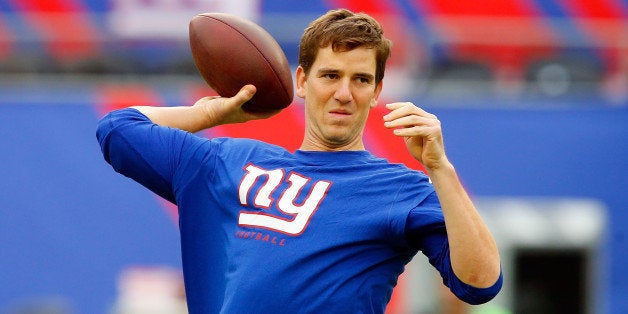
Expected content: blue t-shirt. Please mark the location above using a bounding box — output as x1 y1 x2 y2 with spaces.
97 108 501 313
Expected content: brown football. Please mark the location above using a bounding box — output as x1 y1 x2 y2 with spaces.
189 13 294 112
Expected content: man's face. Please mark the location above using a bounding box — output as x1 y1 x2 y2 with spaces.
296 46 382 151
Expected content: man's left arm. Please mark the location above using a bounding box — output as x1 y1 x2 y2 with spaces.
384 102 501 288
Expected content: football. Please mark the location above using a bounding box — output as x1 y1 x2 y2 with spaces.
189 13 294 112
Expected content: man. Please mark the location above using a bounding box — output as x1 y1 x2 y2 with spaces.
97 9 502 313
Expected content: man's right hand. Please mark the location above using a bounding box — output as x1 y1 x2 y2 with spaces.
197 84 281 127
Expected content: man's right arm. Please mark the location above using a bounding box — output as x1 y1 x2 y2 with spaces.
132 85 278 132
96 85 278 203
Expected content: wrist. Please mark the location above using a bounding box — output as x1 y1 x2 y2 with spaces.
425 157 453 175
194 97 223 129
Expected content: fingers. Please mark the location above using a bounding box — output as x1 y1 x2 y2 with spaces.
383 102 440 136
193 85 264 126
384 102 436 121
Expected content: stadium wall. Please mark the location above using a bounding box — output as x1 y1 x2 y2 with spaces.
0 81 626 313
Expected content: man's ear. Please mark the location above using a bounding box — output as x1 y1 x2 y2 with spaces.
371 81 383 108
295 66 307 99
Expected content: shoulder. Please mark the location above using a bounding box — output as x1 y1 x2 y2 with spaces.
211 137 289 154
377 159 431 187
204 138 293 166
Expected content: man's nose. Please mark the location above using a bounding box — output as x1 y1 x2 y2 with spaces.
334 79 353 104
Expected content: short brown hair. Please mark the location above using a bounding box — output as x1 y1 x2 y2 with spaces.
298 9 392 85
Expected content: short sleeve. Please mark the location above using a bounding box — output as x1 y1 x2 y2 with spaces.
405 192 502 304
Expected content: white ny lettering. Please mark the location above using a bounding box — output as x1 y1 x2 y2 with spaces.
237 164 331 236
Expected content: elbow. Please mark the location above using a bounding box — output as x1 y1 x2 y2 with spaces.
95 108 138 164
95 115 109 144
96 114 114 163
457 263 502 290
450 268 503 305
96 115 111 162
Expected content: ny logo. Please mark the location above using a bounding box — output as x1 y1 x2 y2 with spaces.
237 164 332 236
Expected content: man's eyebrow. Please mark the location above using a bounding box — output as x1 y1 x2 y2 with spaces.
316 68 375 80
354 72 375 80
316 67 340 74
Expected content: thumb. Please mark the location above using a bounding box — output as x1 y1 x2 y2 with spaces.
231 84 256 106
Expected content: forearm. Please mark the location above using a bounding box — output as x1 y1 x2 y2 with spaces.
132 104 215 133
427 161 501 288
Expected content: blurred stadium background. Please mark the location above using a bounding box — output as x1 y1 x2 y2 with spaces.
0 0 626 313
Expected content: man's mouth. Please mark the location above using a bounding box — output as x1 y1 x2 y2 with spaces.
329 109 351 115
